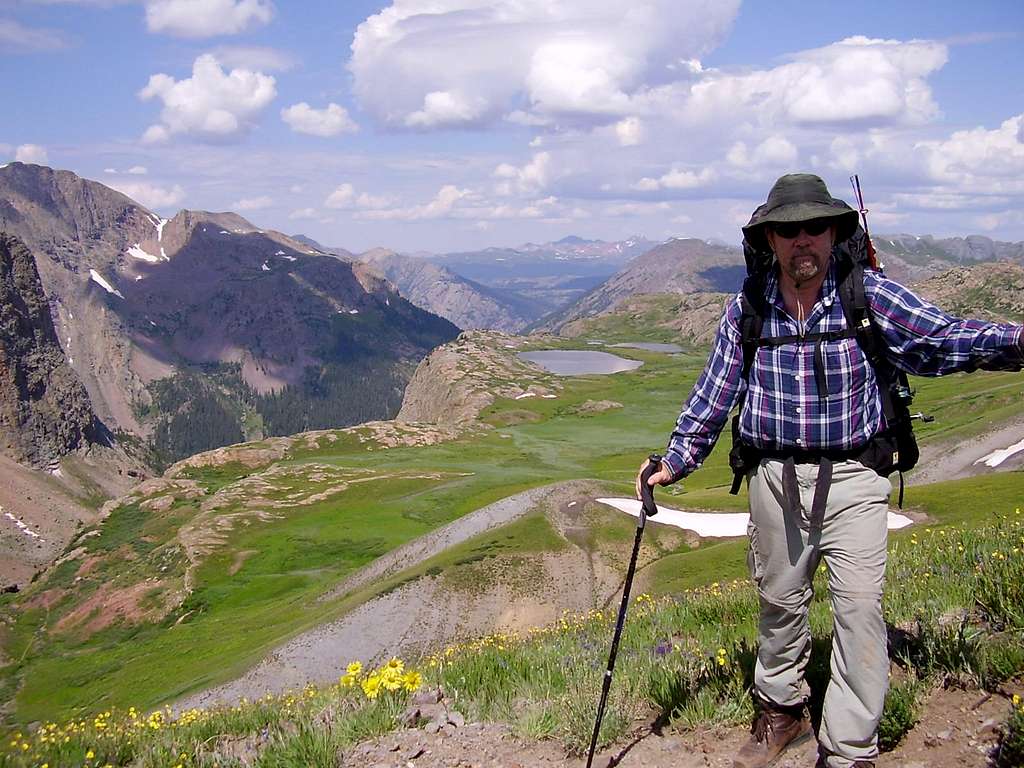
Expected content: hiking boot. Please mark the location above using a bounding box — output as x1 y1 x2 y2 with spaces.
732 703 812 768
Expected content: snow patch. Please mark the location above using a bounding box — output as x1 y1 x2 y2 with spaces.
261 262 271 272
283 255 297 262
349 309 359 314
127 244 159 263
275 250 286 255
135 276 143 281
156 218 168 259
89 269 123 298
596 499 914 537
220 230 231 235
542 394 557 399
515 392 536 400
2 509 45 543
975 438 1024 468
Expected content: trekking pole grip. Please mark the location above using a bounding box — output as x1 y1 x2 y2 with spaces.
639 453 661 520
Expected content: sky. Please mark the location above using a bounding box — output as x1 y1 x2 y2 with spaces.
1 0 1023 253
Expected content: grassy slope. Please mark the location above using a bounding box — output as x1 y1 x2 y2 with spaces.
2 324 1021 724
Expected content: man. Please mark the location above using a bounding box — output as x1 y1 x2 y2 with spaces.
636 173 1024 768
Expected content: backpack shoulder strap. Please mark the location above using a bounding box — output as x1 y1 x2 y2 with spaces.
837 263 905 423
738 275 766 380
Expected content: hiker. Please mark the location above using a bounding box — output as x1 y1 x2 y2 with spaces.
635 173 1024 768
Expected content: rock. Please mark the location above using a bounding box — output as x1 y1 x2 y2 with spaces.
0 233 100 468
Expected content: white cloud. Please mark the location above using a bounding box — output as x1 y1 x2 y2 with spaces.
105 165 149 175
406 91 486 128
289 207 318 220
357 185 468 220
916 113 1024 191
139 54 276 142
349 0 741 129
493 152 551 195
281 102 358 137
726 135 798 168
614 117 644 146
231 195 272 210
15 144 49 164
682 36 947 128
106 180 186 209
145 0 274 38
324 183 394 210
0 19 68 52
632 166 714 191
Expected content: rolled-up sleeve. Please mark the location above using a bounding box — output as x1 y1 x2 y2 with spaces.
867 271 1024 375
662 295 746 482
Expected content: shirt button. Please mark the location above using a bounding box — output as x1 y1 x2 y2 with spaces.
796 438 804 446
794 373 802 380
795 406 802 414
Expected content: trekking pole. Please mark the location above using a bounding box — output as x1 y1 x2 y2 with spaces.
585 453 662 768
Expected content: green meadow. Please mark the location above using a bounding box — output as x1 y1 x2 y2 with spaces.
1 325 1021 731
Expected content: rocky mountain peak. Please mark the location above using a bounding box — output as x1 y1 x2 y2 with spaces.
0 233 99 468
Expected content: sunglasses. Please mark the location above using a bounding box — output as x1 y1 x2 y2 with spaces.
770 219 832 239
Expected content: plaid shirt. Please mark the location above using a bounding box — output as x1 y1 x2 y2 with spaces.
662 263 1024 481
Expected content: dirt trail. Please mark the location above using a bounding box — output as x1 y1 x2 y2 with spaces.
338 683 1022 768
910 415 1024 486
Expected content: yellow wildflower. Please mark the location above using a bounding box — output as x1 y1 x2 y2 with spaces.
403 671 423 692
362 674 382 699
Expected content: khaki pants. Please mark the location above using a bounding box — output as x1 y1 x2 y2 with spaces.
747 458 890 768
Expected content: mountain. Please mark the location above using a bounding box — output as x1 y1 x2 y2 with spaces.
0 232 147 585
911 261 1024 323
430 235 657 318
0 233 99 468
358 248 537 332
289 233 356 261
0 163 459 466
534 237 745 332
538 232 1024 334
873 233 1024 284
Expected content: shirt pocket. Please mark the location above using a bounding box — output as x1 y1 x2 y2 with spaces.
822 337 867 399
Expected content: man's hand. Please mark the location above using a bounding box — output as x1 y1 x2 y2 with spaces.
635 458 674 500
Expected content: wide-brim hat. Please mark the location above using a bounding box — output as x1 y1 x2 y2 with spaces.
742 173 859 252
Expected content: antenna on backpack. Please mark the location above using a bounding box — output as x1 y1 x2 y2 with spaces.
850 174 879 270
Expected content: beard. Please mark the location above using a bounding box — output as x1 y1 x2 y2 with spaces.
785 248 824 284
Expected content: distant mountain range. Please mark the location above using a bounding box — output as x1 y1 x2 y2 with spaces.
0 162 458 468
536 232 1024 333
294 234 658 333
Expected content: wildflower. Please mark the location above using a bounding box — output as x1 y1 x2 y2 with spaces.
362 674 382 699
403 671 423 692
346 661 363 677
86 749 95 759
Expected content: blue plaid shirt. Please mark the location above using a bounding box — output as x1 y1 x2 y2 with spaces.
661 263 1024 481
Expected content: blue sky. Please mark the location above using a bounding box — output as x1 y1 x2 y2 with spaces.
1 0 1023 253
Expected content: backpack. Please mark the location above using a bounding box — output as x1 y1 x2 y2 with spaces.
726 226 923 506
